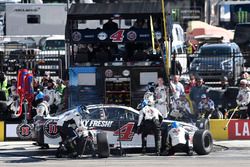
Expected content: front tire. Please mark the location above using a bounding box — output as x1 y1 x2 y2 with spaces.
97 132 110 158
193 130 213 155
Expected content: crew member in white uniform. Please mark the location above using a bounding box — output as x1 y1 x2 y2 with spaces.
236 79 250 119
155 77 168 118
198 94 215 119
137 92 163 156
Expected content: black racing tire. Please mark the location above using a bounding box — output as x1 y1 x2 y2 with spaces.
196 118 210 130
97 132 110 158
193 130 213 155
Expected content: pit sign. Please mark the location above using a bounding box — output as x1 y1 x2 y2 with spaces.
228 120 250 140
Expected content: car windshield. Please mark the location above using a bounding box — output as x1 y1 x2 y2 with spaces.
43 40 65 50
199 46 231 57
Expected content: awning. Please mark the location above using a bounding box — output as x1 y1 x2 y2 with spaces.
67 2 164 20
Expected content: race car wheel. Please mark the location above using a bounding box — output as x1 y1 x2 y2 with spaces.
97 132 110 158
196 118 210 130
193 130 213 155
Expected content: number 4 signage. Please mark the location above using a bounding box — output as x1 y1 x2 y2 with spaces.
110 30 125 42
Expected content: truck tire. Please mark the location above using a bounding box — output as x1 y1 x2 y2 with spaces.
193 130 213 155
196 118 210 130
97 132 110 158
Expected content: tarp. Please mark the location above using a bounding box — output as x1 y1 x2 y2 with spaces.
186 21 234 45
68 2 163 20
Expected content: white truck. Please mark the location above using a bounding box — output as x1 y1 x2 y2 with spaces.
5 3 67 46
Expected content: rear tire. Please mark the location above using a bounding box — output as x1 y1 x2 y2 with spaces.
196 118 210 130
97 132 110 158
193 130 213 155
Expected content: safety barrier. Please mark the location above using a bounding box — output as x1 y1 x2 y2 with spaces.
1 120 250 141
210 119 250 140
0 121 4 141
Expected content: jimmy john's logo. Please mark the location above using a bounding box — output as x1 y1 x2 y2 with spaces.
16 123 33 139
83 120 114 128
44 120 60 138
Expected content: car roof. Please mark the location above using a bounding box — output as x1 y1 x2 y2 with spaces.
86 104 139 114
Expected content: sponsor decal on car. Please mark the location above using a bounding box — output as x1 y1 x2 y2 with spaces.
113 122 135 141
83 120 114 128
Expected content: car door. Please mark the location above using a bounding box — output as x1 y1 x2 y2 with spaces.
104 106 155 148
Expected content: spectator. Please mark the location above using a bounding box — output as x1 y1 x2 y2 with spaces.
170 52 182 76
184 74 196 94
103 19 118 30
190 77 209 113
0 72 8 99
221 76 229 90
237 71 250 86
170 75 185 100
75 44 89 65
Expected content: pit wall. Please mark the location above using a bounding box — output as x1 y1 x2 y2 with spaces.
210 119 250 140
1 120 250 141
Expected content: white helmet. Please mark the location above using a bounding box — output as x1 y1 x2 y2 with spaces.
143 91 155 105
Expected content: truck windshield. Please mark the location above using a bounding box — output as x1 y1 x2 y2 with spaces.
43 40 65 51
199 47 231 56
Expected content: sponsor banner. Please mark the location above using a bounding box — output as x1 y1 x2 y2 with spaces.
71 29 162 43
0 121 4 141
228 120 250 140
209 119 228 140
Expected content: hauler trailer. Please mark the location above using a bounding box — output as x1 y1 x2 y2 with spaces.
5 3 67 46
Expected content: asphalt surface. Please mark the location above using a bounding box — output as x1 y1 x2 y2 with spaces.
0 141 250 167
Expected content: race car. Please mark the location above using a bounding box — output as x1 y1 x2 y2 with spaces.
27 104 213 155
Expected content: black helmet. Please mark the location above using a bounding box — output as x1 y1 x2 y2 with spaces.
147 82 156 92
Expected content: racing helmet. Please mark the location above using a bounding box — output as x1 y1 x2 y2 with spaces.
171 121 179 129
201 94 207 99
147 82 156 92
35 91 44 101
143 91 155 105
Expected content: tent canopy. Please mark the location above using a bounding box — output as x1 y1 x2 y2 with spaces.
67 2 164 20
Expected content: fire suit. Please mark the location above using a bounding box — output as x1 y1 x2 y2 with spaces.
137 105 163 155
155 85 168 118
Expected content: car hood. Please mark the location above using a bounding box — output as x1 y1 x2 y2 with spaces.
45 106 78 120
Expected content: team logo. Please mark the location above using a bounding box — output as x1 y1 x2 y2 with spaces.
155 31 162 40
127 31 137 41
97 32 108 40
105 69 113 78
16 123 33 139
44 120 60 138
72 31 82 42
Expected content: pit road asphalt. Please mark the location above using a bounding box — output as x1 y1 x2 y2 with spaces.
0 140 250 167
